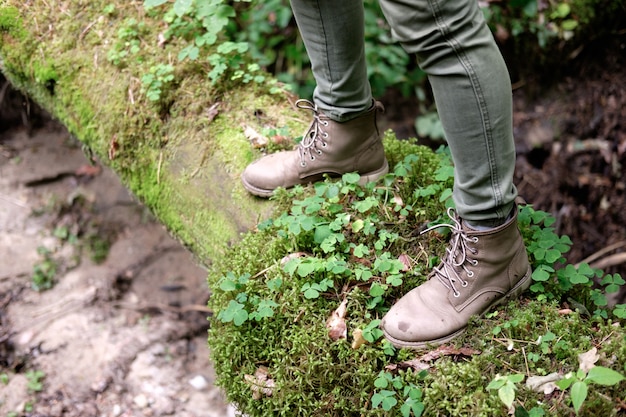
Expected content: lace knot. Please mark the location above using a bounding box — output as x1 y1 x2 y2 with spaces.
295 99 329 166
421 208 479 296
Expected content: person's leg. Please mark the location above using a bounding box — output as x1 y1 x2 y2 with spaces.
378 0 531 348
241 0 388 197
379 0 517 223
290 0 372 121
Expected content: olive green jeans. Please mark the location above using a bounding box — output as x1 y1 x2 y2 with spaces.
290 0 517 224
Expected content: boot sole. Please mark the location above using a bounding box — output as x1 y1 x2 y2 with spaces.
241 159 389 198
382 265 533 350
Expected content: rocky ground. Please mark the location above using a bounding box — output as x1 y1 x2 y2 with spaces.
0 94 234 416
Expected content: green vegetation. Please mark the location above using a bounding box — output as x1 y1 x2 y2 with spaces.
207 134 626 416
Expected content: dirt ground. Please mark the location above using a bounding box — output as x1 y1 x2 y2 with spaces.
1 92 234 415
1 34 625 417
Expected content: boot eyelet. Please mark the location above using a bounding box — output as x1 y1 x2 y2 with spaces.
322 121 329 126
472 237 479 243
466 270 474 278
321 141 328 147
453 291 460 298
300 162 307 167
316 149 322 155
461 280 469 287
310 155 315 161
470 259 478 266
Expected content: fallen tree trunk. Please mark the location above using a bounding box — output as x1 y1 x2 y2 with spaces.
0 2 295 263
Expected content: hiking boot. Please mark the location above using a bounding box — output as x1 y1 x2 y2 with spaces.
381 207 531 349
241 99 389 197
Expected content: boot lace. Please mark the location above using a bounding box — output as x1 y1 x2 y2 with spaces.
421 208 479 297
295 99 329 167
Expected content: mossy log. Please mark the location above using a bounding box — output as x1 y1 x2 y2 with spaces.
3 3 626 416
0 1 300 263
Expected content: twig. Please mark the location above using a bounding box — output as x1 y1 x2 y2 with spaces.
589 252 626 271
79 19 98 42
522 346 530 377
157 151 163 184
576 240 626 267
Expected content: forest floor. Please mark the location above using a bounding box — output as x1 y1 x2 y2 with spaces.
1 36 625 417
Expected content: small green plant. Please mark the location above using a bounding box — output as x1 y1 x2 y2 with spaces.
31 246 57 291
107 18 146 67
141 63 175 102
557 365 625 415
142 0 284 92
486 373 525 409
25 370 45 392
372 371 426 416
1 372 9 385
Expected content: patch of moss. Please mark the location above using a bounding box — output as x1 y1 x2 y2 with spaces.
0 6 25 38
207 141 626 416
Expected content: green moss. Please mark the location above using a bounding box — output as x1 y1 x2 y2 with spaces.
207 143 626 416
0 6 25 38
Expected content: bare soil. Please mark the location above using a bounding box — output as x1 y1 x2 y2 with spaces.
1 91 233 416
1 34 625 417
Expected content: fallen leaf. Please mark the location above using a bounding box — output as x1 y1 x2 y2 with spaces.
419 345 481 362
244 366 275 400
578 347 599 373
205 102 221 123
280 252 310 265
351 328 366 350
327 298 348 341
243 124 269 148
398 254 411 271
526 372 562 395
386 345 480 372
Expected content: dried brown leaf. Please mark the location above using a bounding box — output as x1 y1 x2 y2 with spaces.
243 124 269 148
386 345 480 372
280 252 311 265
351 328 366 350
526 372 562 395
578 347 599 373
244 366 275 400
205 102 221 124
398 254 412 272
327 299 348 341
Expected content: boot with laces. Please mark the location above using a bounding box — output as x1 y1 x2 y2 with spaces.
241 99 389 197
381 207 531 349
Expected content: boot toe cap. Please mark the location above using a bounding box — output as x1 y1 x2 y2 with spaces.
381 286 466 348
241 154 297 196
